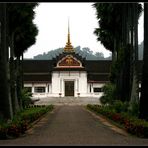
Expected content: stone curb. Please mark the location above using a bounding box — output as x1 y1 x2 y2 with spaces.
84 107 129 137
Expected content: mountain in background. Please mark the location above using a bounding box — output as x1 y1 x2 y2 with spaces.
29 46 112 60
24 43 143 60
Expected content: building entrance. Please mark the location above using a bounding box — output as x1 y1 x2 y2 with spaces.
65 81 74 96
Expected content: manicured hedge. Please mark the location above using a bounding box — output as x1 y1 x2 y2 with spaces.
0 105 54 139
87 104 148 138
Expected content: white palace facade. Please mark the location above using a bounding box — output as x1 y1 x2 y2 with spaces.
23 25 112 99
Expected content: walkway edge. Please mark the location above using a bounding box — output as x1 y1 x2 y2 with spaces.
83 106 129 137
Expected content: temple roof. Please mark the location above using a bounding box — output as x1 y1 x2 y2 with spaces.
23 60 143 83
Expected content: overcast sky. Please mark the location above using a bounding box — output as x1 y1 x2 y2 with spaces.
24 3 144 59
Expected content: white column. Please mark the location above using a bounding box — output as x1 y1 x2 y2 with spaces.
62 79 64 97
74 79 76 97
77 78 79 92
32 83 34 93
76 78 80 97
91 83 93 94
60 79 62 93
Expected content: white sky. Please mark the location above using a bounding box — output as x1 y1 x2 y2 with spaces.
24 2 144 59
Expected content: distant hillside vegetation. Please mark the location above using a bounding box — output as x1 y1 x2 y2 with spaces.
32 46 112 60
24 43 143 61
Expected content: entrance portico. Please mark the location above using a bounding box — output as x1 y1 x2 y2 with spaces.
51 71 88 97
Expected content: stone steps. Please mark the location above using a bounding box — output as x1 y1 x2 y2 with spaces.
34 97 101 105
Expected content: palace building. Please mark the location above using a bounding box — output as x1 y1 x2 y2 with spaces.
23 24 142 99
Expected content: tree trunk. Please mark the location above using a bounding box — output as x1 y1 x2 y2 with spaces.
9 32 19 114
21 54 24 89
16 56 22 109
139 3 148 120
0 3 13 120
112 38 117 62
128 4 140 116
130 3 139 104
116 4 130 101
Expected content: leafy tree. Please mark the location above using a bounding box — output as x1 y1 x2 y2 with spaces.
100 83 117 105
93 3 142 103
95 52 104 59
21 88 33 108
0 3 38 119
14 16 38 111
7 3 38 114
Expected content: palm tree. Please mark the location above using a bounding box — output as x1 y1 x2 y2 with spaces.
0 3 38 119
7 3 38 113
14 21 38 110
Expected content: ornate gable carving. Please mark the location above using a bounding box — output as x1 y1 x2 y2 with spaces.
56 55 83 68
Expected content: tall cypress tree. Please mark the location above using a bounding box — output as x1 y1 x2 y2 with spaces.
0 3 13 120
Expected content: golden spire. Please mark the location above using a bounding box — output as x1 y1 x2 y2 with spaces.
64 18 74 53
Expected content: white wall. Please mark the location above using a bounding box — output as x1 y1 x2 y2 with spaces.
24 83 51 99
51 71 88 97
24 73 106 98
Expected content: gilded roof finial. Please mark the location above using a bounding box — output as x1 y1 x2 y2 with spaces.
68 18 70 43
64 18 74 53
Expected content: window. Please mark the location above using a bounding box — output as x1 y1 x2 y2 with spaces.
34 87 45 93
24 87 32 93
90 85 91 93
93 87 102 93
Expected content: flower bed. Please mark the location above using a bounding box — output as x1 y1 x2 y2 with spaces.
0 105 54 139
87 104 148 138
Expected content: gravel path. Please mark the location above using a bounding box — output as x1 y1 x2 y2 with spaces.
0 105 148 146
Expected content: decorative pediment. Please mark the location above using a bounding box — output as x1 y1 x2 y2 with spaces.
56 55 83 68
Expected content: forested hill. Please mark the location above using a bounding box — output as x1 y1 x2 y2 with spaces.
31 46 112 60
25 43 143 60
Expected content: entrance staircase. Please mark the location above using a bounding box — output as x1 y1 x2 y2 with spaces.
33 97 101 106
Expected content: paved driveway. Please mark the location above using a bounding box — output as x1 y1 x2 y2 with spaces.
0 105 148 146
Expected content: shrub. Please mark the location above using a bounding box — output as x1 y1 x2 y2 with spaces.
0 125 8 139
21 88 33 108
100 83 117 105
0 105 54 139
100 96 108 105
112 100 129 113
86 104 148 138
128 100 139 117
